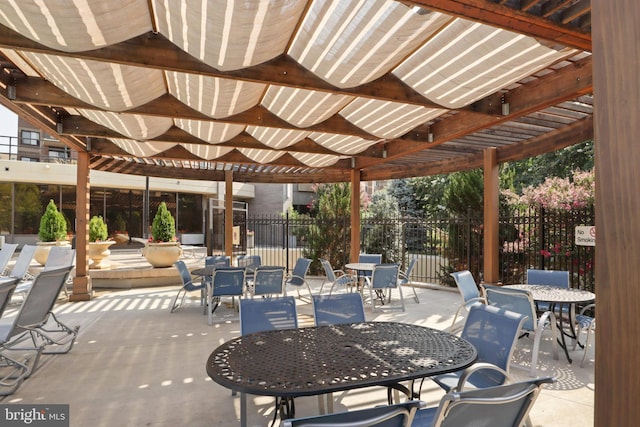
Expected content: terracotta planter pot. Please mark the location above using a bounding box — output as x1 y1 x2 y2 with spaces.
142 242 183 268
89 241 116 269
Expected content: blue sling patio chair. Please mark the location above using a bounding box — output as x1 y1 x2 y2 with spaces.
398 256 420 304
312 292 366 414
170 260 206 313
0 243 18 276
207 267 246 325
237 255 261 281
526 268 570 313
482 284 559 377
282 400 427 427
0 266 79 395
249 266 285 297
199 255 231 297
427 304 526 394
320 259 356 295
285 257 312 300
449 270 486 332
357 253 382 280
239 297 298 424
366 263 404 312
413 377 554 427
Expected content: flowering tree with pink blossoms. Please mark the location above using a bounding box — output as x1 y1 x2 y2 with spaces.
501 169 595 290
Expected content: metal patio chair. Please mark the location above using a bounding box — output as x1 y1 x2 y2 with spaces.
414 377 554 427
285 257 312 300
0 266 79 395
169 260 206 313
13 246 75 301
0 244 36 286
483 284 559 377
282 400 426 427
207 267 246 325
0 243 18 276
250 266 285 297
398 256 420 304
449 270 486 332
526 269 570 314
429 304 526 394
320 259 356 295
366 263 404 312
574 303 595 367
239 296 298 424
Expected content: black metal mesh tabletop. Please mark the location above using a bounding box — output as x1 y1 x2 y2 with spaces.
206 321 477 398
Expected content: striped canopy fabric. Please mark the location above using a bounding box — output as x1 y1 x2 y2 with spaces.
0 0 593 183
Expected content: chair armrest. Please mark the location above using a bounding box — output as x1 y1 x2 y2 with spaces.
455 362 512 392
579 303 595 316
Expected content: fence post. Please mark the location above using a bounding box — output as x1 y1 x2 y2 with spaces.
285 211 290 272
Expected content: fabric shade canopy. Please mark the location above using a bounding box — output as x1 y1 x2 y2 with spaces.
0 0 592 183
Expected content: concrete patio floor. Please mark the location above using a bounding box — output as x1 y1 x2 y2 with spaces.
0 253 594 426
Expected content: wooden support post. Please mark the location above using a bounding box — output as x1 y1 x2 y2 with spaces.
70 150 92 301
483 147 499 284
350 169 361 263
224 170 233 258
593 0 640 424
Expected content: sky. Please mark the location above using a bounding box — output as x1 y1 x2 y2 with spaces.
0 104 18 155
0 104 17 137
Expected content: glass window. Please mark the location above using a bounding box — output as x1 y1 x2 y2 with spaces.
177 193 202 234
20 130 39 146
14 183 43 234
0 183 11 234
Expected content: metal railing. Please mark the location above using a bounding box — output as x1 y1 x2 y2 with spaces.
236 207 595 291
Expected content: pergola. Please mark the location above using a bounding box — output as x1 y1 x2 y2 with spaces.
0 1 635 425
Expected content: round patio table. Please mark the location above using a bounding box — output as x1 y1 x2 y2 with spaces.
503 284 595 362
207 321 477 426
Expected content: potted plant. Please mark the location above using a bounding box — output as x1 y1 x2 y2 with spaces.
142 202 182 267
34 199 70 265
88 215 115 269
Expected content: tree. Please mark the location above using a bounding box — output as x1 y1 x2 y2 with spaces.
300 183 352 274
362 190 401 263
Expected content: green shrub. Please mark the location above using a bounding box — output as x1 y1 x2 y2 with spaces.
38 199 67 242
89 215 108 242
151 202 176 243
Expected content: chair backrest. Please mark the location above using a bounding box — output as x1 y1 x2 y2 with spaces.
237 255 261 272
8 244 36 279
43 246 76 271
483 284 538 332
399 257 417 284
371 264 400 289
526 269 569 288
0 278 19 318
174 260 194 287
312 293 365 326
287 258 311 287
253 266 285 296
320 259 338 282
8 266 73 340
0 243 18 274
450 270 481 304
282 400 426 427
239 296 298 335
460 304 526 387
358 254 382 278
206 255 230 268
211 267 246 297
428 377 554 427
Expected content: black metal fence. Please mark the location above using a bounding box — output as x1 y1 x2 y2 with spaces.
238 206 595 292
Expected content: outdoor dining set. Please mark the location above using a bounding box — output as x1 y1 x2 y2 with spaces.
168 252 595 427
